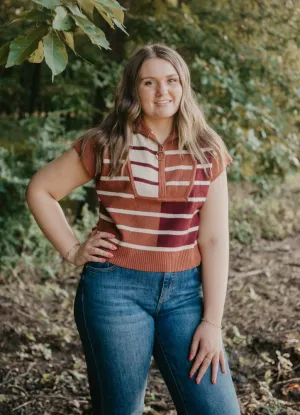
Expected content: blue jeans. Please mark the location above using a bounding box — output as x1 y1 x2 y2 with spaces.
74 261 241 415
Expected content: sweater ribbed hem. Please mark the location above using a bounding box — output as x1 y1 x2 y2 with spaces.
104 245 201 272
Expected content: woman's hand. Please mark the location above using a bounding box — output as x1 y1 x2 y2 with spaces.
189 320 226 385
67 230 117 267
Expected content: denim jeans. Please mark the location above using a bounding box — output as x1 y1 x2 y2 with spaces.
74 261 241 415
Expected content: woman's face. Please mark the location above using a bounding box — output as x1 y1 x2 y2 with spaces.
137 58 183 121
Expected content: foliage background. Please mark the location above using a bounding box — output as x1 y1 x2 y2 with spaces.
0 1 300 414
0 0 299 270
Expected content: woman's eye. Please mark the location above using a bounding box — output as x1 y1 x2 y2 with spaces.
144 79 178 86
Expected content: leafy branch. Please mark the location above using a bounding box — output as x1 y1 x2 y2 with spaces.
0 0 128 81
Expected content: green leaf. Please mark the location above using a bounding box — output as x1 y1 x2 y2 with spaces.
64 2 87 18
94 4 115 29
110 6 124 25
71 15 111 49
94 1 124 25
43 28 68 81
5 25 49 67
53 6 73 30
32 0 62 9
6 9 51 25
77 0 95 20
0 42 10 66
112 17 128 35
97 0 124 10
65 3 111 50
63 31 75 52
28 40 44 63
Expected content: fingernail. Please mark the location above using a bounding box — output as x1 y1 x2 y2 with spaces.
212 378 216 384
196 379 200 384
189 372 194 378
189 355 193 361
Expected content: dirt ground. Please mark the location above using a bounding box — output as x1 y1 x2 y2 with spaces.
0 232 300 414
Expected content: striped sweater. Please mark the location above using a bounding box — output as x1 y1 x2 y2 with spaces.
72 118 232 272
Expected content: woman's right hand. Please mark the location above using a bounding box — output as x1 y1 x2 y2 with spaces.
68 230 117 267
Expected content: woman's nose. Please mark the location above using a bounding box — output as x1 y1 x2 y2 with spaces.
156 81 168 95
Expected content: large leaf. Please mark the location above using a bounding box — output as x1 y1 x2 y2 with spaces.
53 6 74 30
77 0 95 20
43 28 68 81
6 9 51 25
94 4 115 29
5 25 49 67
71 15 111 49
28 40 44 63
94 1 124 25
0 42 10 66
112 17 128 35
65 3 111 50
97 0 124 10
32 0 62 9
63 31 75 52
64 2 87 18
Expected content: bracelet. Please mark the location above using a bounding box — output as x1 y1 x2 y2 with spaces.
64 242 81 263
201 318 223 329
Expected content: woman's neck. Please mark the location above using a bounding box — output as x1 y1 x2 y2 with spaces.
142 115 174 144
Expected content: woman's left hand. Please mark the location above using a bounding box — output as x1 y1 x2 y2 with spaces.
189 320 226 384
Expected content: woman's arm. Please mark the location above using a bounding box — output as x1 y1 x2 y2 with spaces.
25 148 92 259
197 170 230 326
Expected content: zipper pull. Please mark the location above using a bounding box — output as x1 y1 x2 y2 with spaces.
156 143 165 160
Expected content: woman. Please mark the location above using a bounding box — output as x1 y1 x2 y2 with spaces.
26 43 241 414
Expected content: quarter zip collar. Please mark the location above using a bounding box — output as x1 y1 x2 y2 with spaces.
132 116 178 145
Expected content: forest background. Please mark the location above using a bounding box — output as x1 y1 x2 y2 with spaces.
0 1 300 414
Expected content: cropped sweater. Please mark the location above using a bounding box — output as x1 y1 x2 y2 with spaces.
72 118 233 272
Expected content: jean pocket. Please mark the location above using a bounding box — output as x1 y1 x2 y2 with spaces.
85 260 117 275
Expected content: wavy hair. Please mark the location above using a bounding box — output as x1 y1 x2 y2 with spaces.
74 43 231 180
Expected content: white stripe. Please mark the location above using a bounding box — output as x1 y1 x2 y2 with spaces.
135 181 158 197
166 181 190 186
165 165 193 171
103 160 212 168
197 163 212 168
114 224 199 235
101 176 130 181
164 150 191 155
194 181 210 185
133 134 158 151
99 213 114 223
188 197 207 202
164 148 212 155
97 190 134 198
106 207 199 218
165 180 209 186
109 238 198 252
130 149 158 164
103 159 126 164
132 163 158 194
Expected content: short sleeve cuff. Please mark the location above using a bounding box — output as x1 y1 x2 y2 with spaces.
210 151 233 182
72 138 96 178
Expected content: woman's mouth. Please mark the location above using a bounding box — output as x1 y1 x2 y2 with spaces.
155 100 172 106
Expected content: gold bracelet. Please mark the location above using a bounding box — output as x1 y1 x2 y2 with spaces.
64 242 81 263
201 318 223 329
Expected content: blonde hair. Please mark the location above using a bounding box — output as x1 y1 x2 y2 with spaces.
75 43 231 179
